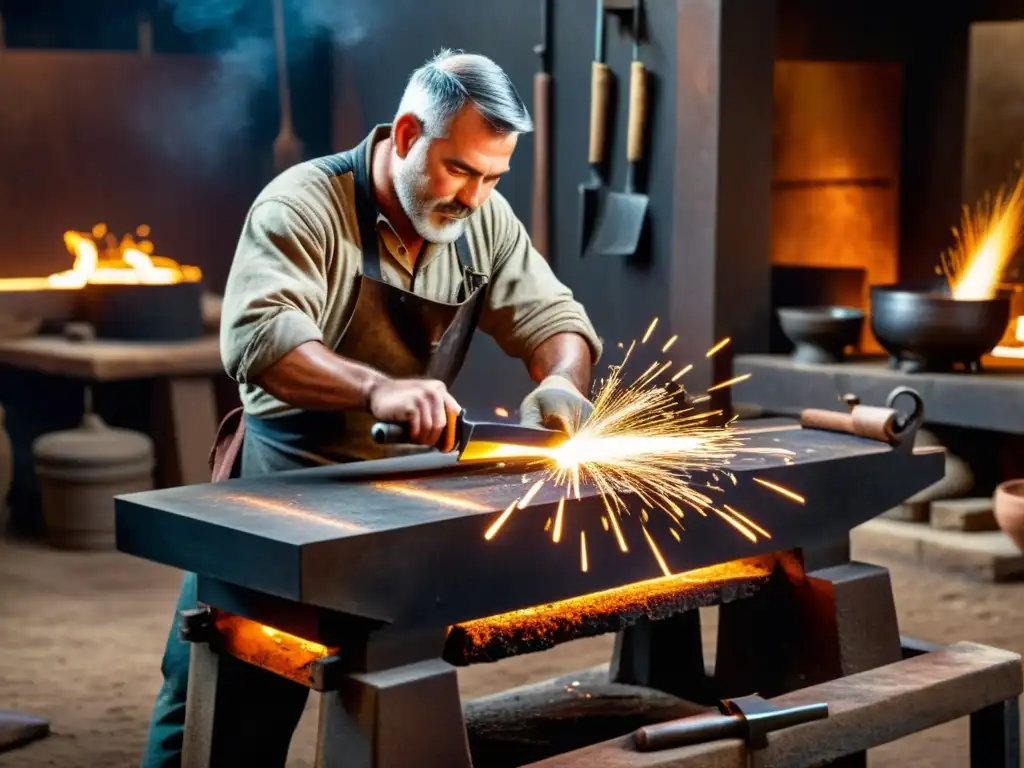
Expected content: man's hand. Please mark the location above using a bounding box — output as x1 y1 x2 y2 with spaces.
367 378 462 452
519 375 594 433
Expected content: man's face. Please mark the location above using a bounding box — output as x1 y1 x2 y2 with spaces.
392 106 517 243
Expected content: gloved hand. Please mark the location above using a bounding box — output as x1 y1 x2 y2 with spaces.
519 375 594 433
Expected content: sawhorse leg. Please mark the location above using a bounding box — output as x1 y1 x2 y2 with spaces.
315 658 471 768
971 698 1021 768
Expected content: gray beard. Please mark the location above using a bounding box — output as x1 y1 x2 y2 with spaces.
392 143 470 245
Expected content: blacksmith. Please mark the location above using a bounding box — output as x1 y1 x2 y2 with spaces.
141 49 602 765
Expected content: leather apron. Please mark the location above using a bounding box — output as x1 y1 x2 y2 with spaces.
209 136 489 480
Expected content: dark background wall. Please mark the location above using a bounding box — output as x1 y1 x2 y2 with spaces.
2 0 1024 495
327 0 685 412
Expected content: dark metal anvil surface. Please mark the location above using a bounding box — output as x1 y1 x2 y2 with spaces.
114 418 943 630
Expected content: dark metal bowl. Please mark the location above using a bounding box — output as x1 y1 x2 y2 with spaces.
776 306 865 364
870 284 1011 373
77 281 205 342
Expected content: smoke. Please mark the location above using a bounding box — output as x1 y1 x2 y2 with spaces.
134 0 384 174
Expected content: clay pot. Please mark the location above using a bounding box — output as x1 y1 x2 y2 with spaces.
994 479 1024 552
33 412 155 550
0 403 12 533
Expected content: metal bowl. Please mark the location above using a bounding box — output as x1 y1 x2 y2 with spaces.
869 284 1010 373
776 306 865 364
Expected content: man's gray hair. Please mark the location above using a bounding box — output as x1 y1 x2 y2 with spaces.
395 49 533 138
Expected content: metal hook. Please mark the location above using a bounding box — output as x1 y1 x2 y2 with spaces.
884 386 925 450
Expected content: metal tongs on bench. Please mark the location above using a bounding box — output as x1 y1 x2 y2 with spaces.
798 386 925 453
633 694 829 752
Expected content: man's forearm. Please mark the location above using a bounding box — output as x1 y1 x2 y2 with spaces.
251 341 388 411
527 332 594 396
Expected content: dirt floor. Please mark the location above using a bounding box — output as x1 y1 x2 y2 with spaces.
1 532 1022 768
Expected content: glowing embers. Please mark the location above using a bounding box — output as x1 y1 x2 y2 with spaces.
445 556 775 665
212 612 337 687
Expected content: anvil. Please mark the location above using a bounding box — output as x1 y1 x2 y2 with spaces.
114 418 943 632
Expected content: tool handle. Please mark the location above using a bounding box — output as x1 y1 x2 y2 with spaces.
634 713 742 752
800 405 898 444
370 411 462 454
531 71 552 257
588 62 611 165
371 422 412 444
626 60 647 163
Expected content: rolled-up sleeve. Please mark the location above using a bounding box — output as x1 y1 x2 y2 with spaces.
479 194 603 364
220 198 329 383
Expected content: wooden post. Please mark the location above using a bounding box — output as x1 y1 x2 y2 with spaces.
669 0 776 395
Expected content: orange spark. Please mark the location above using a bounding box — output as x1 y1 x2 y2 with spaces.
671 365 693 381
553 498 565 543
723 505 771 539
484 500 519 541
580 531 589 572
642 318 659 344
517 479 546 508
714 507 758 542
494 407 510 418
753 477 806 504
641 527 672 577
661 335 678 353
707 373 751 392
706 338 731 358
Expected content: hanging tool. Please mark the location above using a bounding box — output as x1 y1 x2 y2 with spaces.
271 0 304 172
530 0 553 260
588 0 650 258
578 0 611 257
634 694 829 752
371 410 568 463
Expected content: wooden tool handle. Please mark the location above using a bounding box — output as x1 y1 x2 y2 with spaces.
588 62 611 165
634 713 741 751
851 405 899 443
800 409 855 435
531 71 552 257
370 413 461 454
626 60 647 163
800 405 899 444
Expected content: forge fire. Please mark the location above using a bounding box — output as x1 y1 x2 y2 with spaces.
0 223 201 291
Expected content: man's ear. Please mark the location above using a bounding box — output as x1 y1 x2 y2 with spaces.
392 113 423 159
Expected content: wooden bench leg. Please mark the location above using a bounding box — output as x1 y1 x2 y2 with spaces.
971 697 1021 768
151 377 218 487
182 641 219 768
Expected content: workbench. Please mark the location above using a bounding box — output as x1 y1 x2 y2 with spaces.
115 413 951 767
0 333 225 490
732 353 1024 434
524 641 1022 767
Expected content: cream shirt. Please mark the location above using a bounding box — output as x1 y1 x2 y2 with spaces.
220 126 603 418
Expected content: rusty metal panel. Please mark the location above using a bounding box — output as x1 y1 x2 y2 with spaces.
773 62 903 183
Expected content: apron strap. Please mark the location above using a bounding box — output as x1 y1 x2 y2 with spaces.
318 133 478 287
454 235 472 270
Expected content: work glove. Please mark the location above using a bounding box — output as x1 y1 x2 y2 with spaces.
519 375 594 433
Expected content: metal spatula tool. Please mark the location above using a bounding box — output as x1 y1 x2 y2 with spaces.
588 0 649 258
